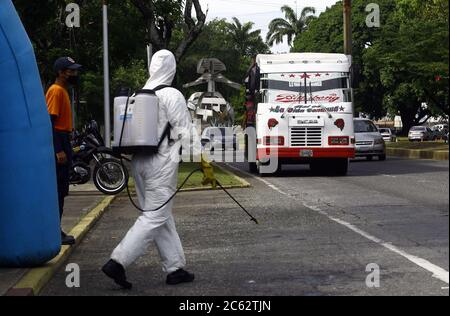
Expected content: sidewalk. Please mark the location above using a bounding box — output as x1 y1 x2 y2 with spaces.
0 185 106 296
1 164 250 296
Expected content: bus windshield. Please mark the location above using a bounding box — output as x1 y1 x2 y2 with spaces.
261 72 351 104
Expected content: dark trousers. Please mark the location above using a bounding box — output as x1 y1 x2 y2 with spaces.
54 131 72 219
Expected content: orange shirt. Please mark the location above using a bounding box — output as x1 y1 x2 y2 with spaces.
46 83 73 132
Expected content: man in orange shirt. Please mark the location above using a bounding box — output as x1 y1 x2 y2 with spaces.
46 57 82 245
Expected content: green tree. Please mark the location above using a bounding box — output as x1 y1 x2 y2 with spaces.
292 0 398 115
130 0 206 62
266 5 316 47
226 17 269 57
363 0 449 133
290 0 449 133
12 1 269 130
13 0 148 129
178 18 269 121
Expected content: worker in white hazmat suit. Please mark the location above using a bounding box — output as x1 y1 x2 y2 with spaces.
102 50 216 289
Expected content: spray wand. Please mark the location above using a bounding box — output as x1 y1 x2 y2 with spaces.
117 89 259 224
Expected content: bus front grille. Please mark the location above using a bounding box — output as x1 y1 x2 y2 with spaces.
290 127 323 147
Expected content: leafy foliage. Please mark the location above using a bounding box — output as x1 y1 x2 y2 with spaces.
293 0 449 133
12 1 267 129
267 5 316 47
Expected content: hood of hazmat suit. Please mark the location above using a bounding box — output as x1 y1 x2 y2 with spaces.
110 50 201 273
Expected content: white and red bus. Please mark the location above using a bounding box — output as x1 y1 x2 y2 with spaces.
249 53 355 175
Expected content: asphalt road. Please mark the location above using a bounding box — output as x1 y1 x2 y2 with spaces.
41 157 449 296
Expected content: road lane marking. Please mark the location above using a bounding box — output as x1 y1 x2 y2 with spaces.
226 163 450 285
321 211 449 284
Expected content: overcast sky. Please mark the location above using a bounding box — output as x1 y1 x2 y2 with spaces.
199 0 340 53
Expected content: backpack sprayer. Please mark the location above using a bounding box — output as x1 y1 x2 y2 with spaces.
112 88 258 224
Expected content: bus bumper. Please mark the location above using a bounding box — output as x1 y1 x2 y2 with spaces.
257 147 355 161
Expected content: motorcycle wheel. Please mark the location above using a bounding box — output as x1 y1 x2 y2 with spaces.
93 158 129 195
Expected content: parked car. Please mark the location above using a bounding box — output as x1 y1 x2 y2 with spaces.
431 124 448 140
432 124 448 133
354 118 386 161
201 127 238 152
431 129 445 140
378 128 397 142
408 126 434 141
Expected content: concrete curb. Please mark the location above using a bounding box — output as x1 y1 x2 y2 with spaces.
174 163 250 191
5 196 116 296
214 163 251 189
386 148 449 161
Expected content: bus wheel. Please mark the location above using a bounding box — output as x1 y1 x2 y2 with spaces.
332 158 349 176
249 162 257 173
257 160 281 177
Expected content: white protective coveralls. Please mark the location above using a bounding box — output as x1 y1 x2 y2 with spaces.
111 50 200 273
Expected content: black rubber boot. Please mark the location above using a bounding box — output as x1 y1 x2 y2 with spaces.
61 231 75 246
166 269 195 285
102 259 132 290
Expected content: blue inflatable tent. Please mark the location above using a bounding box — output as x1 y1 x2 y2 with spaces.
0 0 61 266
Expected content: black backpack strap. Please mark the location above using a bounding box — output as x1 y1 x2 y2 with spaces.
154 85 173 148
158 123 172 148
153 85 171 92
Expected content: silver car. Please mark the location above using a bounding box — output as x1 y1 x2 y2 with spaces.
378 128 397 142
354 118 386 161
408 126 434 141
201 127 237 152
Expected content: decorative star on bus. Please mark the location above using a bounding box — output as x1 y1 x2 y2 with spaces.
300 73 311 79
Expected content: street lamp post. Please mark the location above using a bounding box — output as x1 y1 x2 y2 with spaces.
103 0 111 147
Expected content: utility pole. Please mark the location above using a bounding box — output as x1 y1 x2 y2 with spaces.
103 0 111 147
343 0 354 116
343 0 352 57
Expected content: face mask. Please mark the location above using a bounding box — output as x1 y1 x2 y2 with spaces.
67 75 79 86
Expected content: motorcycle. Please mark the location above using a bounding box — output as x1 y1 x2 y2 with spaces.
70 120 129 195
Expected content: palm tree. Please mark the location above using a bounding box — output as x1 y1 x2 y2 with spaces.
227 17 269 56
266 5 316 47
